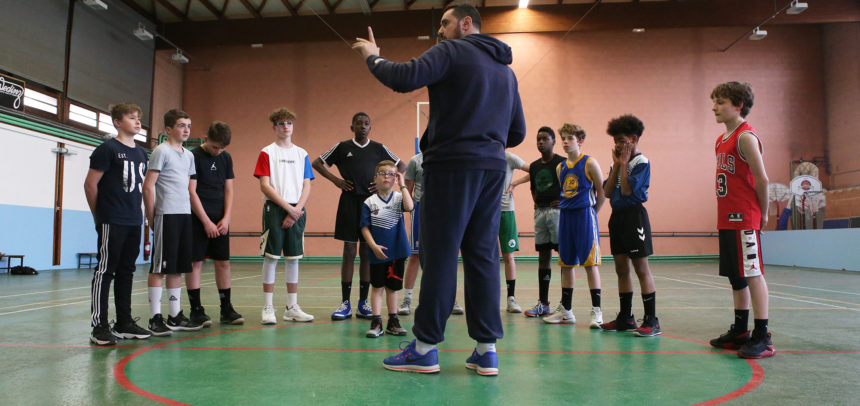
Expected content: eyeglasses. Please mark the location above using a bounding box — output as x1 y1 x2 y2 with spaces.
275 121 293 127
376 171 397 178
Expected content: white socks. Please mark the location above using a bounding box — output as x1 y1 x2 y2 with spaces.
264 292 274 307
415 339 436 355
148 286 162 316
167 288 181 317
287 293 297 307
476 343 496 355
404 289 413 299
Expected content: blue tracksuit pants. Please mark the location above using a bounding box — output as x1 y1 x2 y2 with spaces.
413 168 504 344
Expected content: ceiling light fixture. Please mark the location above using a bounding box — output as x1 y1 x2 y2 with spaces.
172 49 189 64
518 0 529 9
134 23 154 41
632 28 645 33
83 0 108 11
787 0 808 14
749 27 767 40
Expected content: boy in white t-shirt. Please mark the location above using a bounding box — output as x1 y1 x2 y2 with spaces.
252 107 315 324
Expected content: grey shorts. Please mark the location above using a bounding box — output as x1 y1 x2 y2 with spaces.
534 207 560 251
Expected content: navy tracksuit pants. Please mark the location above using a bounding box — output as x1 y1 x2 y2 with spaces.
413 168 505 344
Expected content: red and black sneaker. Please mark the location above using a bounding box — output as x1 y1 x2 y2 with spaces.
634 315 662 337
709 324 750 350
738 331 775 359
600 313 637 332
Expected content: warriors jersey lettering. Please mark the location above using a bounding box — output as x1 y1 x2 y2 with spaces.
715 122 762 230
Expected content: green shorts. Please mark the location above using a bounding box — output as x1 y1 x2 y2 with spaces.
498 210 519 254
260 201 306 259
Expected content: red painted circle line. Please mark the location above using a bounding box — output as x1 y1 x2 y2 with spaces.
112 320 769 405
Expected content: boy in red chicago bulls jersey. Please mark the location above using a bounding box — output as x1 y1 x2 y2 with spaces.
711 82 773 359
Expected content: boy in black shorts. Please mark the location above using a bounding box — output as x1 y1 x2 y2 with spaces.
143 109 204 335
84 103 152 345
601 115 661 337
360 160 414 337
188 121 243 325
312 113 404 320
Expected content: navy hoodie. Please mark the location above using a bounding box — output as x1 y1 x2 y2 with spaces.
366 33 526 172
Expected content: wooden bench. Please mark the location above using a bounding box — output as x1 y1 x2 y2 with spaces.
1 255 24 273
78 253 98 269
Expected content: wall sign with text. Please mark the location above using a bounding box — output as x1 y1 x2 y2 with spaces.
0 73 26 111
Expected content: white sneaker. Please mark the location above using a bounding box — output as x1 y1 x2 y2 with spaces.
543 308 576 324
284 304 315 322
398 297 412 315
452 302 465 315
590 307 604 329
552 303 565 315
261 305 277 325
506 296 522 313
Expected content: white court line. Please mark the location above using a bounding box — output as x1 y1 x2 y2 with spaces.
694 273 860 296
0 275 259 316
769 294 859 311
654 275 724 289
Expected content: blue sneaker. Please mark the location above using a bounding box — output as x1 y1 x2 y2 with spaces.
331 300 352 320
465 349 499 376
524 301 551 318
356 299 373 319
383 340 440 374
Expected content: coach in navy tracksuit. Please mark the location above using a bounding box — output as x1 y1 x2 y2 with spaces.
353 3 526 375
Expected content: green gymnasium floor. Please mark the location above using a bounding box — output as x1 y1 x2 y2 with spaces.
1 261 858 405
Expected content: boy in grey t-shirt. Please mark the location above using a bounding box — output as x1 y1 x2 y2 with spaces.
143 109 203 335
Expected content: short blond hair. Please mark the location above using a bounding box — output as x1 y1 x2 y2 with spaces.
558 123 586 141
375 160 396 173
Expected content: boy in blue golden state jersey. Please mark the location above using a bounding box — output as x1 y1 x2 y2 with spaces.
542 124 606 328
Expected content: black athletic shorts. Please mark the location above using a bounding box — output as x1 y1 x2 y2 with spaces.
608 204 653 258
334 192 369 243
150 214 193 274
370 259 405 290
191 211 230 261
719 229 765 278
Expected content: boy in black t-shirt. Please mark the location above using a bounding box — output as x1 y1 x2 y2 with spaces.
84 103 152 345
188 122 243 325
312 112 405 320
509 126 566 317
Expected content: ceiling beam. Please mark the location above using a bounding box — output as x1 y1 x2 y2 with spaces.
118 0 158 23
162 0 860 48
280 0 298 16
404 0 416 11
239 0 264 18
198 0 226 19
221 0 230 14
258 0 270 14
155 0 188 21
184 0 192 16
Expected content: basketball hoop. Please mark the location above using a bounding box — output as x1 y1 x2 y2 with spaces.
790 175 825 229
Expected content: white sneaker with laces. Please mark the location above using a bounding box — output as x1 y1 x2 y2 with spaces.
506 296 522 313
590 307 604 329
452 302 465 315
284 304 315 322
261 305 277 325
543 308 576 324
398 297 412 315
552 303 565 315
